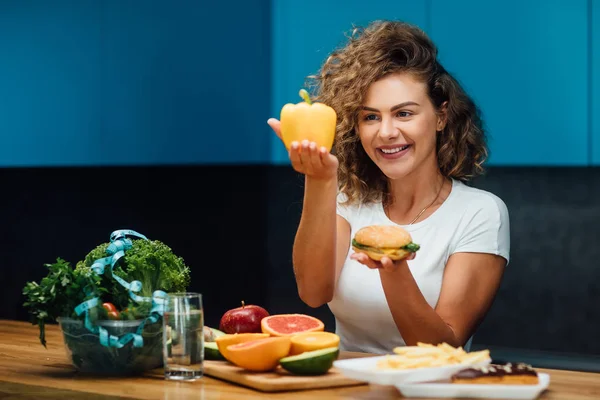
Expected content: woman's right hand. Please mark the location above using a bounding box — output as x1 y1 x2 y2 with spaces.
267 118 339 181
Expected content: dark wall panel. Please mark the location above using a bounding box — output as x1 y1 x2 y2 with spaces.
1 166 269 330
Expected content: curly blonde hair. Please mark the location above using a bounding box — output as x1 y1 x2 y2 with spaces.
307 20 488 205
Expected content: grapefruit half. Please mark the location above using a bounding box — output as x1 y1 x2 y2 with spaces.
226 336 292 371
261 314 325 337
289 331 340 355
214 333 269 363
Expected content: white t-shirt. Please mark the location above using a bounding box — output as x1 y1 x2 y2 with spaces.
328 178 510 354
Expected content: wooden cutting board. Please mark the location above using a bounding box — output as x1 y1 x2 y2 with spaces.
202 352 368 392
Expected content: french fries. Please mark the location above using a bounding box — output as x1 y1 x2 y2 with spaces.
376 342 490 370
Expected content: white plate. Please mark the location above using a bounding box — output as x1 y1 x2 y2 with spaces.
395 372 550 399
333 355 491 385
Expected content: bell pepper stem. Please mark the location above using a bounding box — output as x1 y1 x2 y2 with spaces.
299 89 312 105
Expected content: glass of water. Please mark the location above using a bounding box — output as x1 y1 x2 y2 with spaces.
163 292 204 381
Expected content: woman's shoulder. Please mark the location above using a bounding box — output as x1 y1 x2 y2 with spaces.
451 180 509 220
448 180 510 262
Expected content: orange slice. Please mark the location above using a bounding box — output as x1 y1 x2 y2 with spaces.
261 314 325 337
226 336 292 371
214 333 269 363
289 331 340 355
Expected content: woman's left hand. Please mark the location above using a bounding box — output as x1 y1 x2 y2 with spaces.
350 252 416 272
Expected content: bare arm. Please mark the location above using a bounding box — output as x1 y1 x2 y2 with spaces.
292 177 338 307
293 179 351 307
379 252 505 346
352 251 505 346
268 118 349 308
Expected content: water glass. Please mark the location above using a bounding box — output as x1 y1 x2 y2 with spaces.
163 292 204 381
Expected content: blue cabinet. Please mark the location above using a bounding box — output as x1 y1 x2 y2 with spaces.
1 1 593 167
270 0 428 164
592 1 600 164
0 1 272 167
102 0 271 165
0 1 103 167
430 0 589 166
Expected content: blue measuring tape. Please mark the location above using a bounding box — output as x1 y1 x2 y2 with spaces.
73 229 168 348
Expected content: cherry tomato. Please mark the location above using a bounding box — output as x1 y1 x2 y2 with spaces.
107 311 120 320
102 302 117 313
102 303 120 320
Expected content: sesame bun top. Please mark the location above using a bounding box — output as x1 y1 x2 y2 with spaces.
353 225 412 248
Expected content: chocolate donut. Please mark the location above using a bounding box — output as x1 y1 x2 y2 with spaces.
451 363 539 385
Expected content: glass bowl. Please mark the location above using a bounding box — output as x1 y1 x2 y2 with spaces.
57 317 163 375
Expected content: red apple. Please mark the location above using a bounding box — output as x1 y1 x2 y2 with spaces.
219 301 269 334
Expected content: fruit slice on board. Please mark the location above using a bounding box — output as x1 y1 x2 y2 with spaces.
289 331 340 355
226 337 292 372
279 347 340 375
261 314 324 337
215 333 269 363
204 326 226 342
204 341 226 360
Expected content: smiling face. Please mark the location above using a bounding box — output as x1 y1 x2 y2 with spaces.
357 72 446 181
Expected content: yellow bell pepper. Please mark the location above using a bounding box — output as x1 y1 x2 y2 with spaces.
280 89 337 151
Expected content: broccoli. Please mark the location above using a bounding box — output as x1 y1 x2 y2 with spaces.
76 239 190 296
75 239 191 316
121 239 191 296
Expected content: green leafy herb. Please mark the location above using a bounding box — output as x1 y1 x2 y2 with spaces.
23 258 100 347
351 239 383 253
402 243 420 252
351 239 420 253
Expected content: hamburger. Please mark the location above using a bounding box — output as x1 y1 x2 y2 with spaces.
351 225 420 261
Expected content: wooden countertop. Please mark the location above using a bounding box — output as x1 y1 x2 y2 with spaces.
0 320 598 399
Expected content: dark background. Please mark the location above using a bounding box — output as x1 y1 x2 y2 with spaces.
3 165 599 372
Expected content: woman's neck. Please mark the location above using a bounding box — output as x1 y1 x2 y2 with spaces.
385 162 449 225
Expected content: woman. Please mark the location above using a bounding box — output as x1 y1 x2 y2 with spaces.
268 20 509 354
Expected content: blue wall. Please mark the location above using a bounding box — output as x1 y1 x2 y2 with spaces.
593 0 599 164
430 0 589 166
0 0 271 166
0 1 597 167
